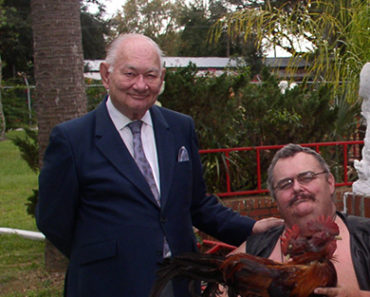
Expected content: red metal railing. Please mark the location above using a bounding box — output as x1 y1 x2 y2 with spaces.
197 239 236 254
199 140 364 198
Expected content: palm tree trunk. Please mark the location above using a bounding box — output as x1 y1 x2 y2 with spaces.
31 0 87 272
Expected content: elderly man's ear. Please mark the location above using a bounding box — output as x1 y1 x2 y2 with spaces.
100 62 110 90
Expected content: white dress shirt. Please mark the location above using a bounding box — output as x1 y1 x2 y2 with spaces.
106 97 161 193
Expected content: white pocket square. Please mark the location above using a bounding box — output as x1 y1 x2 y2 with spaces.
178 146 189 162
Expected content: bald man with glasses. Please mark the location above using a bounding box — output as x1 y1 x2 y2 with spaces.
229 144 370 297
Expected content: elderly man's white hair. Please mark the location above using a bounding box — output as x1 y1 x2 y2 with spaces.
105 33 164 73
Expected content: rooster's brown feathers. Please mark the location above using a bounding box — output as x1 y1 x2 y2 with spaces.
150 216 339 297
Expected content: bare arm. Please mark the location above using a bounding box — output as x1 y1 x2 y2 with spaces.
314 287 370 297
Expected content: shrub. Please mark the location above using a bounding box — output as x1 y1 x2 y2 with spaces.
159 64 359 193
9 128 39 217
2 83 36 129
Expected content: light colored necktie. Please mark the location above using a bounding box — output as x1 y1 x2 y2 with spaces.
128 120 160 205
128 120 171 257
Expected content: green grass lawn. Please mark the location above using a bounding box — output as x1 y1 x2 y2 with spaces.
0 131 64 296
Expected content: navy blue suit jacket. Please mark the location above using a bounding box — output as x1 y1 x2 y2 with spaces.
36 99 255 297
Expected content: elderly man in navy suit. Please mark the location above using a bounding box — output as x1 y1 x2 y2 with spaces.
36 33 282 297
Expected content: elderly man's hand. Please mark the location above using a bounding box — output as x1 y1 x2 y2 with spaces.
252 217 284 234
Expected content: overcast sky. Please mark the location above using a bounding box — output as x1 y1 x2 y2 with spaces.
86 0 124 18
104 0 124 16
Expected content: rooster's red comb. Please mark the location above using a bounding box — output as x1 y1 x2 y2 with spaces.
307 215 339 236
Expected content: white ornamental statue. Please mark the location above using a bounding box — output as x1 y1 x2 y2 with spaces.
353 62 370 195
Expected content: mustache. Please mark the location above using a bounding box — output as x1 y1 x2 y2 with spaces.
289 192 315 207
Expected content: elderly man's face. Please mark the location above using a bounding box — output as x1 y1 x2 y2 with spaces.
273 152 336 230
100 37 165 120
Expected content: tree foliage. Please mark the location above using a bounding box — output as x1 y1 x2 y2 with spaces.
109 0 184 54
0 0 111 79
159 64 357 192
0 0 33 79
160 64 345 148
212 0 370 103
80 3 110 59
0 0 297 76
109 0 266 59
176 4 219 56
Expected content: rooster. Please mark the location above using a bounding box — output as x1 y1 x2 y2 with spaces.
150 216 339 297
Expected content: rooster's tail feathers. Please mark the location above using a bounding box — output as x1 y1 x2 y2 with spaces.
150 253 225 297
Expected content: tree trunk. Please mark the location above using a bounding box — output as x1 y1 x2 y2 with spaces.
31 0 87 272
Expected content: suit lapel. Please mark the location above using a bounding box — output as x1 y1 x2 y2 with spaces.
150 106 175 208
94 100 159 207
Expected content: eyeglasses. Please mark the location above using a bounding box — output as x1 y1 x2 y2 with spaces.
274 170 327 191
